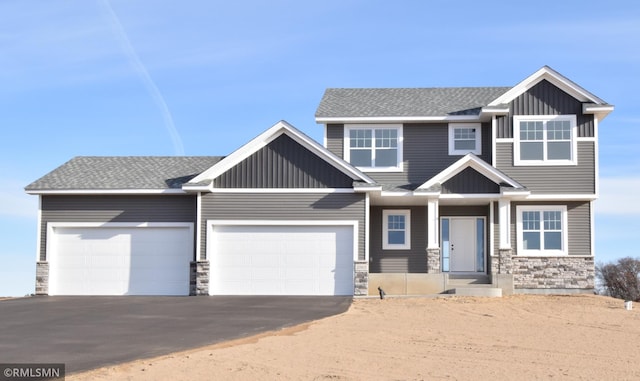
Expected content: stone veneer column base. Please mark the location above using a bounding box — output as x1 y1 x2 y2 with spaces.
35 261 49 295
354 261 368 296
190 261 210 295
426 248 441 273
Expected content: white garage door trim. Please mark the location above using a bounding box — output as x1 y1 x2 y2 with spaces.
207 220 358 296
47 222 194 296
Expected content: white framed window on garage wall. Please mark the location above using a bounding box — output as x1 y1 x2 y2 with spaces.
344 124 403 172
382 209 411 250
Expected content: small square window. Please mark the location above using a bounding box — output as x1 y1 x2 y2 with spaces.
449 123 481 155
382 210 411 250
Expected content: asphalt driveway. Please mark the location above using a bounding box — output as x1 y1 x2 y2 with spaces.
0 296 351 374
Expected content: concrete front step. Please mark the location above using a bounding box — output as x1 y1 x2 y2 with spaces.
450 287 502 297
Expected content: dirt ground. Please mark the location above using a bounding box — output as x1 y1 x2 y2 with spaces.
69 294 639 381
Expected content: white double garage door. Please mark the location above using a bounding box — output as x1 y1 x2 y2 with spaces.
48 222 355 296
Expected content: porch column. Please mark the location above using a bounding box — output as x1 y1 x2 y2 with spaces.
495 198 513 275
426 198 441 273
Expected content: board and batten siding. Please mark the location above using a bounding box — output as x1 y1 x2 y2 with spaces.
213 134 354 189
200 192 366 261
496 79 595 139
510 201 592 257
326 123 492 186
496 141 595 194
441 167 500 194
39 195 197 261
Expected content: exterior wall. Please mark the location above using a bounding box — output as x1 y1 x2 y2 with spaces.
496 141 595 194
39 195 197 262
441 168 500 194
200 192 366 261
325 122 493 186
513 256 594 290
495 79 595 139
369 205 427 273
213 134 354 188
510 201 592 257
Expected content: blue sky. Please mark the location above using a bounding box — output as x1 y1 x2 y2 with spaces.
1 1 638 296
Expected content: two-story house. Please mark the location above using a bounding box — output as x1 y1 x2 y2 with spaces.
26 66 612 296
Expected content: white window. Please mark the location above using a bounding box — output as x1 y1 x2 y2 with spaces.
449 123 481 155
382 209 411 250
516 205 568 256
344 124 403 171
513 115 577 166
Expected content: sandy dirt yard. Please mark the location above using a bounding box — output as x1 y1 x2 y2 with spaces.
69 295 639 381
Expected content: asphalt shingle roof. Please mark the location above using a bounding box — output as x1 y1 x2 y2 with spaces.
25 156 224 191
315 87 512 118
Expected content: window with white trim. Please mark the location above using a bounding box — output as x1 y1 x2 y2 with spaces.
513 115 577 165
382 209 411 250
344 125 403 171
516 205 568 256
449 123 481 155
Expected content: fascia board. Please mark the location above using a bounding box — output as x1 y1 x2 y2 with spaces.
315 115 481 124
488 66 607 107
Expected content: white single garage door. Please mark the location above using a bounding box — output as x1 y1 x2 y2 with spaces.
49 224 193 296
209 224 355 295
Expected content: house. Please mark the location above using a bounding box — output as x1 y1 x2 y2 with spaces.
25 66 613 297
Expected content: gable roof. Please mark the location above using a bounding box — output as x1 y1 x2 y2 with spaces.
186 120 375 189
315 87 511 123
415 154 527 195
25 156 223 194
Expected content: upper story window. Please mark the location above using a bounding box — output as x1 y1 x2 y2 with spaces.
513 115 577 166
449 123 481 155
344 124 403 172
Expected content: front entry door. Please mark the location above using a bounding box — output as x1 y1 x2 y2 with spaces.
441 217 485 273
450 218 476 272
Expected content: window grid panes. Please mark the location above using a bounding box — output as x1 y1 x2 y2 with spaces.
348 128 399 168
518 118 573 162
387 215 406 245
454 128 476 151
521 210 563 252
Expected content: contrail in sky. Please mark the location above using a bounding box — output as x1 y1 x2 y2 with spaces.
100 0 185 155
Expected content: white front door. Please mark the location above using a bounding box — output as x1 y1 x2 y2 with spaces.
441 217 485 273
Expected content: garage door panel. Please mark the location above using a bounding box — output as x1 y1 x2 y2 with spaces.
50 225 192 296
210 224 354 296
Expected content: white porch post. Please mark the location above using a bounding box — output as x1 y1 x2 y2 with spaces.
498 198 511 249
427 198 439 249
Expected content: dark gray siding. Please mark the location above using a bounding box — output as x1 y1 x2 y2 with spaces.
511 201 591 256
496 80 595 139
213 135 353 188
40 195 196 261
369 206 427 273
325 123 492 187
200 192 366 260
496 141 595 194
442 167 500 194
440 205 490 217
326 124 344 158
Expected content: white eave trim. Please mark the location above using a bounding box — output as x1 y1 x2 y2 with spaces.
188 120 375 186
208 188 356 194
315 115 481 124
25 189 187 195
488 66 607 106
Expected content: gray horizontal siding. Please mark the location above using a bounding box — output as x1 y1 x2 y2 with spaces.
40 195 196 261
200 192 366 260
442 167 499 194
326 124 344 158
213 134 353 188
325 123 492 187
496 141 595 194
495 80 595 139
511 201 591 256
369 206 427 273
